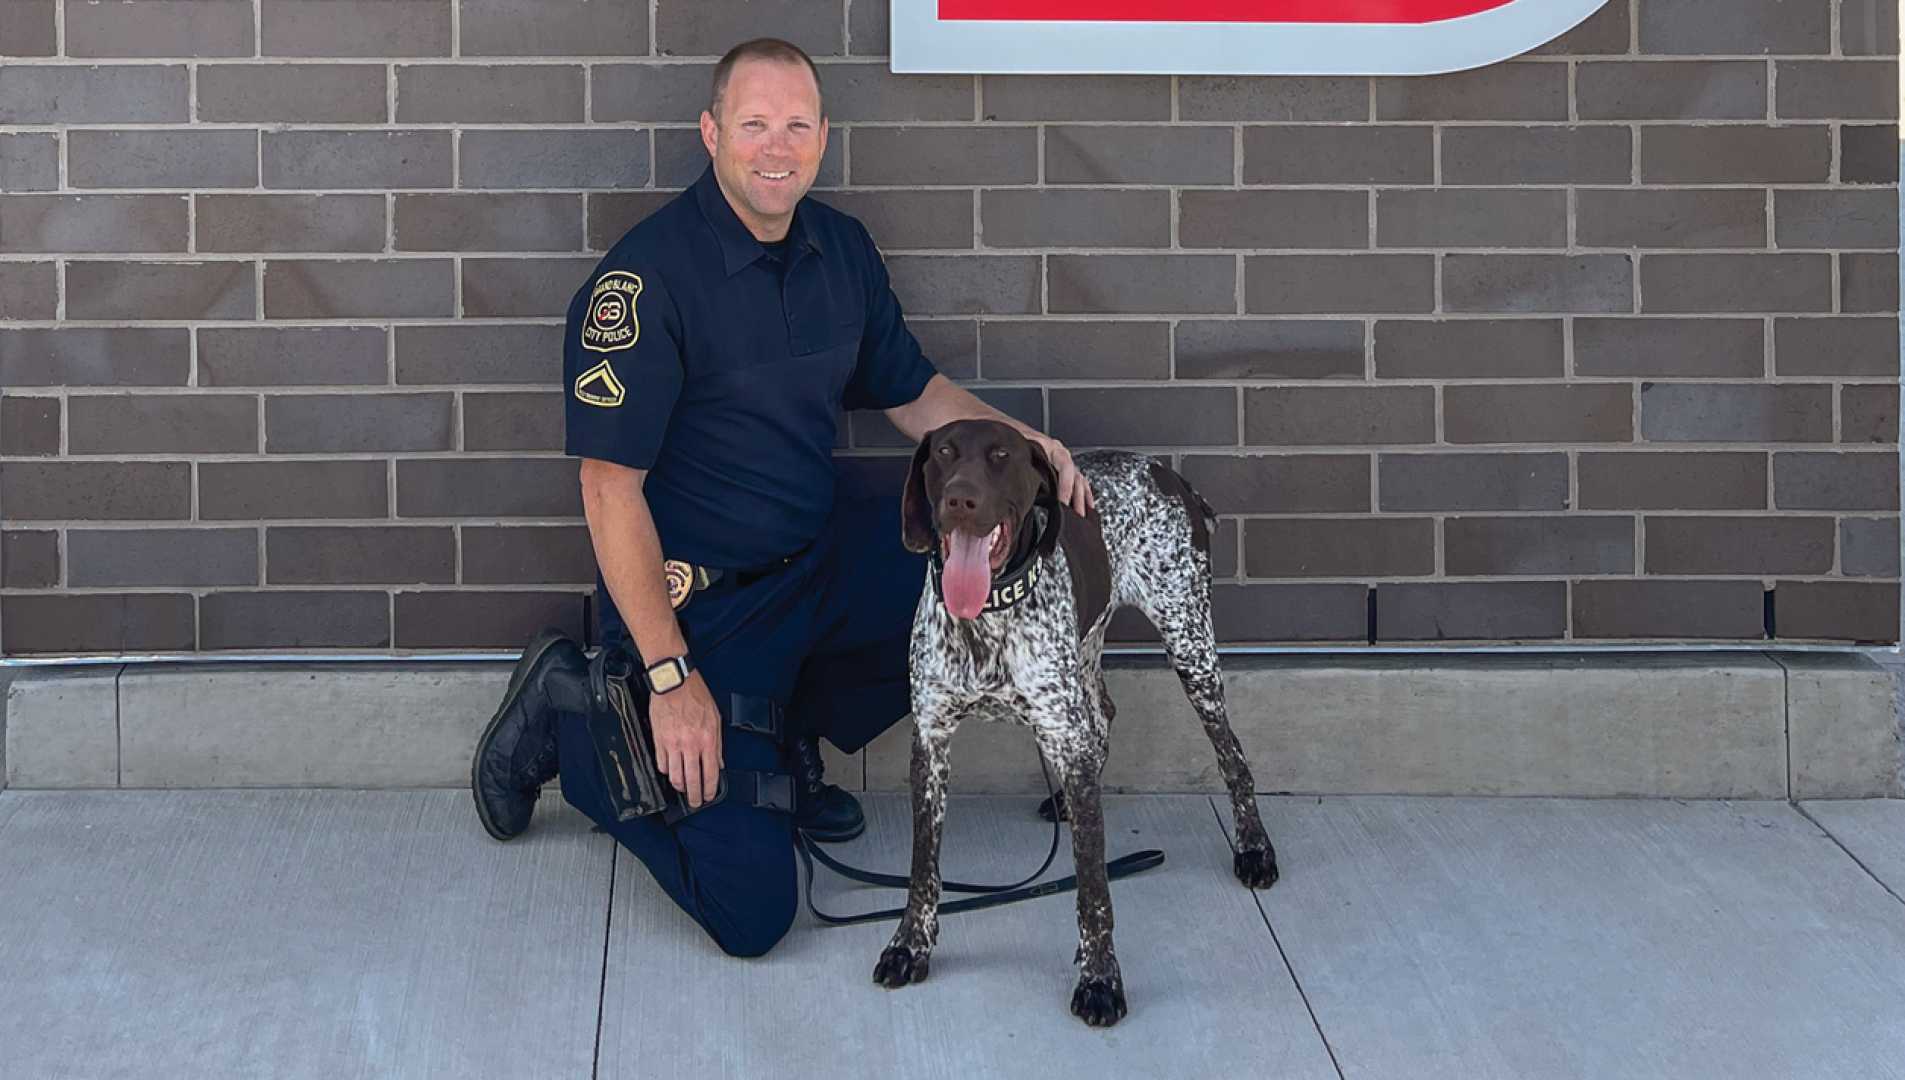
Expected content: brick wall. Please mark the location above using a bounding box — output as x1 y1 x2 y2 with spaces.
0 0 1899 654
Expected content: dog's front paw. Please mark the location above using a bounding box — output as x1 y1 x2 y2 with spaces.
1037 789 1070 823
873 946 930 988
1234 845 1279 889
1070 973 1127 1027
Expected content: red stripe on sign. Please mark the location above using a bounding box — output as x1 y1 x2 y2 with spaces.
940 0 1517 22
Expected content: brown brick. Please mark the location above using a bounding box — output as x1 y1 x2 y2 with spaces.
1 594 195 654
460 130 648 190
1045 126 1232 185
1776 60 1897 120
982 75 1167 121
827 64 973 122
885 255 1039 315
1578 451 1769 510
1576 60 1768 120
198 64 387 123
465 391 562 451
849 0 887 54
1242 126 1432 185
910 320 977 380
462 525 596 585
588 192 677 250
1641 126 1831 184
1246 255 1434 315
1378 453 1569 511
1841 124 1900 184
1 0 55 55
266 393 452 454
394 591 586 649
1774 581 1899 642
1842 0 1901 55
394 194 583 252
589 63 712 122
1377 190 1566 249
1049 255 1236 315
0 66 188 123
1576 318 1764 378
1774 189 1897 250
69 394 257 454
66 261 255 320
1441 126 1632 185
1841 518 1901 576
1773 452 1899 510
265 259 455 318
1244 386 1435 446
0 461 190 520
1639 383 1833 442
1446 516 1635 575
395 64 583 123
1048 387 1237 447
1642 254 1832 313
1 531 60 588
197 195 387 254
0 329 191 387
1842 252 1900 313
68 528 258 587
199 460 389 520
816 190 975 250
0 133 59 191
395 323 564 385
263 0 451 56
1577 189 1767 249
268 526 454 584
462 0 647 56
198 326 389 387
1210 518 1239 578
1374 319 1562 379
1180 77 1367 121
980 321 1169 380
1774 317 1897 377
463 257 597 317
1178 454 1370 514
1446 384 1633 444
1 396 59 456
263 130 453 189
1645 517 1834 575
1245 518 1434 577
1573 580 1767 639
1377 581 1567 641
656 0 840 56
1842 384 1898 443
849 127 1037 186
68 129 257 189
1 194 189 253
396 458 582 517
1445 254 1633 314
66 0 253 57
1207 583 1368 642
1176 320 1364 380
980 189 1166 249
1374 63 1567 121
1181 191 1368 250
0 264 57 320
200 592 390 649
1639 0 1830 54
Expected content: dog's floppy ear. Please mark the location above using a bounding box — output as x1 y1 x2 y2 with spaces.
900 437 937 554
1026 438 1064 558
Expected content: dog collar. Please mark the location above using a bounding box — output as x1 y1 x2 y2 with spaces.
929 506 1055 616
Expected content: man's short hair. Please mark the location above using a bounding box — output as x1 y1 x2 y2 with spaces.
709 38 825 120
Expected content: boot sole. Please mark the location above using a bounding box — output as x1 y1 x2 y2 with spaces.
471 626 572 842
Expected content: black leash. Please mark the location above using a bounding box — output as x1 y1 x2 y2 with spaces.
795 756 1166 928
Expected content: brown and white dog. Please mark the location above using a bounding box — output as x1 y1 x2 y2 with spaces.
873 418 1278 1027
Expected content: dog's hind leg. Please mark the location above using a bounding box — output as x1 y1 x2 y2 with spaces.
1031 692 1127 1027
874 702 961 989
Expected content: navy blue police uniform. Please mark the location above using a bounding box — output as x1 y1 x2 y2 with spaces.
555 164 937 957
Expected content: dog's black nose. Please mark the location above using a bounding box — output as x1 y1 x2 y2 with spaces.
941 492 978 514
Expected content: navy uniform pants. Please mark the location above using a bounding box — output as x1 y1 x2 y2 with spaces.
554 494 926 957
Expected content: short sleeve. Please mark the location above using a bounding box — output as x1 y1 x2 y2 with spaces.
842 223 938 412
563 263 683 470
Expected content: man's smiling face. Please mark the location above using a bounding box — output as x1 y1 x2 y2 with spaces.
700 56 828 242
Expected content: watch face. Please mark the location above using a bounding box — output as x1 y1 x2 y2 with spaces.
648 660 686 693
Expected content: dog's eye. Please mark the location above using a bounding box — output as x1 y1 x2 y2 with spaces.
989 448 1008 462
936 444 954 457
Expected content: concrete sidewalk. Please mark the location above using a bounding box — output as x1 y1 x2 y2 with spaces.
2 789 1903 1080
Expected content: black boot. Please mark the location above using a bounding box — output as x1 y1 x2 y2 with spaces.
472 627 589 841
789 733 864 843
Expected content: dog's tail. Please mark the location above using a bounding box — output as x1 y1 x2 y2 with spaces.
1146 459 1217 552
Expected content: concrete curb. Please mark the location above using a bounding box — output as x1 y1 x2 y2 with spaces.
4 652 1899 799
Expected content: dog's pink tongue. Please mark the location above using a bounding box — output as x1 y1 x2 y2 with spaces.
941 529 992 620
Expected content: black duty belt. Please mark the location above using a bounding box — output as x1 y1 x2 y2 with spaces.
663 542 810 612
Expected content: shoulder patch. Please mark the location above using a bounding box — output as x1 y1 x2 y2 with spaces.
574 359 626 408
581 271 642 354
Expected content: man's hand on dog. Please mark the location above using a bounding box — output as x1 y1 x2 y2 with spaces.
650 672 723 807
1024 431 1095 517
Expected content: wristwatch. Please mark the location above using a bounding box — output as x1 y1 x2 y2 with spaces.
642 653 694 695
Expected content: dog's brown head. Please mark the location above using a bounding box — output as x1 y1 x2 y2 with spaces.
901 419 1061 619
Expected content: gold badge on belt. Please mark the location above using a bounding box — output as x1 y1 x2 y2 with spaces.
662 560 708 611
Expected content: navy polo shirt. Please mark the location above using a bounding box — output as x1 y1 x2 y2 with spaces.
563 166 938 570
